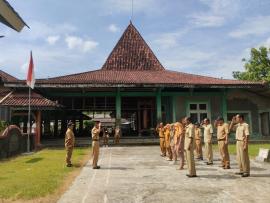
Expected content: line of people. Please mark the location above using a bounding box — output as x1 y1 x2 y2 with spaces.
156 114 250 178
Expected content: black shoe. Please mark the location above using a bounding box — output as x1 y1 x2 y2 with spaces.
224 166 231 169
206 162 213 165
93 166 101 169
66 164 72 167
235 172 244 175
186 174 197 178
241 173 250 177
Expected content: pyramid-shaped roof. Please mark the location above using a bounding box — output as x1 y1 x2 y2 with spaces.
2 23 264 88
101 22 165 71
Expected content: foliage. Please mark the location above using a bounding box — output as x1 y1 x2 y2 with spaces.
233 47 270 82
0 120 7 133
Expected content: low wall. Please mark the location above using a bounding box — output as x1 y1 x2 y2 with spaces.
0 125 34 159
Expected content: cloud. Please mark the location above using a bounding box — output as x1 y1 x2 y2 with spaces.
46 35 60 45
229 16 270 38
108 24 119 33
152 29 189 49
65 36 98 52
188 0 240 28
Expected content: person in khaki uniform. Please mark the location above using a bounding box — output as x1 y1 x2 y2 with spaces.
65 121 75 167
114 126 121 144
215 117 230 169
175 120 185 170
170 124 177 164
183 117 197 177
92 121 101 169
194 123 203 160
202 118 213 165
156 123 166 157
229 114 250 177
164 124 173 161
103 128 109 147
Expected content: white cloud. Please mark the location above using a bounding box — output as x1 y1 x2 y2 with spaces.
108 24 119 33
229 16 270 38
152 29 189 49
46 35 60 45
65 36 98 52
189 14 225 27
188 0 240 28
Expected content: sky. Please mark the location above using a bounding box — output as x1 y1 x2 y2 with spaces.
1 0 270 80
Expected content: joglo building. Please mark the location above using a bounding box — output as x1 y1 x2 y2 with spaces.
0 22 270 146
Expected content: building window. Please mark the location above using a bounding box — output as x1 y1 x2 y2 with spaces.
188 103 209 123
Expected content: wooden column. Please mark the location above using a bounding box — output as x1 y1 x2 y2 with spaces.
172 96 177 123
35 110 41 149
222 90 228 122
116 88 121 126
54 115 58 137
156 88 162 123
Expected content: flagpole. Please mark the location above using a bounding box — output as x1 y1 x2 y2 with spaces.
27 86 31 153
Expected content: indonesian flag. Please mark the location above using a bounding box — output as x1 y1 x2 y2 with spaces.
26 51 35 89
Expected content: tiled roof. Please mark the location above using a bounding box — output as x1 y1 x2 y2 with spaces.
36 69 263 87
101 22 165 71
0 23 265 88
0 70 18 82
0 89 60 109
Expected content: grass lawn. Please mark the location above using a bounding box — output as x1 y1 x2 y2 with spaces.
0 147 90 201
213 143 270 158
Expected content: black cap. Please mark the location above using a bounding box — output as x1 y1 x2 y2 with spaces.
67 121 74 127
216 116 224 121
194 122 200 126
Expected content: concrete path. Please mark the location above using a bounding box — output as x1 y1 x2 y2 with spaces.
58 146 270 203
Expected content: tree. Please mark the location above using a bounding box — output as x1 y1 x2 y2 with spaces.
233 47 270 82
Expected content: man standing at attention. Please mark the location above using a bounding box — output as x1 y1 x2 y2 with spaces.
164 124 173 161
156 122 166 157
65 121 75 167
184 117 197 177
92 121 101 169
215 117 230 169
229 114 250 177
176 120 185 170
194 122 203 160
202 118 214 165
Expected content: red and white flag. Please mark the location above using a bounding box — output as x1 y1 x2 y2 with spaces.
26 51 35 89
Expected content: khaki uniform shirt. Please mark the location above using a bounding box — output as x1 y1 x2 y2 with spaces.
157 127 165 138
235 123 250 141
92 126 100 140
203 124 213 143
184 123 195 150
174 122 183 144
217 123 229 140
164 128 170 147
65 128 75 148
195 128 202 140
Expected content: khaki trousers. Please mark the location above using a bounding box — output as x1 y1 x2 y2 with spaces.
236 141 250 174
171 145 177 161
166 146 173 160
204 142 213 163
114 136 120 144
92 141 100 167
195 139 203 159
159 138 166 156
218 140 230 167
185 148 196 176
66 147 73 165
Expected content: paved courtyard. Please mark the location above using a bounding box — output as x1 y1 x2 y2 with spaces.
58 146 270 203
